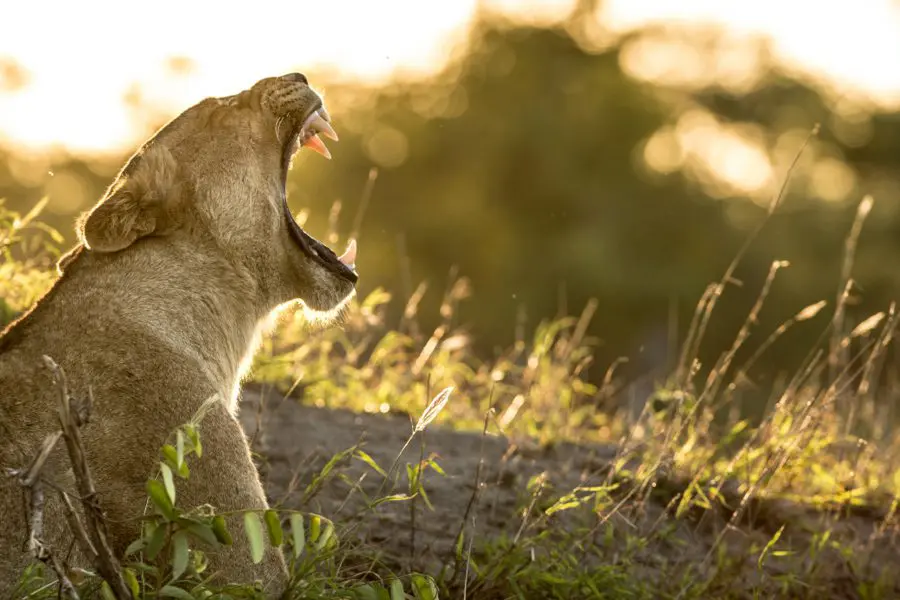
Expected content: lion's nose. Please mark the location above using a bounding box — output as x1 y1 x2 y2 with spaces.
282 73 309 85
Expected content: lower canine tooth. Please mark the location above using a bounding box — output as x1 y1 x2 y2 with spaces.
339 238 357 266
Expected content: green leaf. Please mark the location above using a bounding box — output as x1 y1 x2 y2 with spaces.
123 568 140 598
161 463 176 505
185 523 220 548
211 515 232 546
100 581 116 600
264 510 284 546
145 523 168 561
351 584 379 600
390 579 406 600
147 479 176 521
370 493 415 508
170 531 190 582
361 287 392 311
186 424 202 459
454 532 465 560
313 522 334 551
19 196 48 229
406 464 419 490
124 537 145 557
244 512 265 564
758 525 786 569
289 514 305 558
353 584 390 600
162 443 190 478
545 499 581 516
419 486 434 511
191 548 208 575
176 430 185 469
426 459 446 477
308 515 321 544
159 585 196 599
43 223 65 243
410 574 438 600
128 561 159 575
303 448 355 500
162 444 178 468
355 450 388 478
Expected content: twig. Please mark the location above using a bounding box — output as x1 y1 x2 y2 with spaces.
6 433 80 599
59 491 99 562
20 431 62 488
43 356 132 599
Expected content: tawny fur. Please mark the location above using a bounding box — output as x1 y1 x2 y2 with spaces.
0 74 356 597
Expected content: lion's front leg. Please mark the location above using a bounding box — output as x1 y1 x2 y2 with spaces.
176 401 288 598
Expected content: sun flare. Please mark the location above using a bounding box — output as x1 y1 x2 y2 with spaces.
0 0 898 154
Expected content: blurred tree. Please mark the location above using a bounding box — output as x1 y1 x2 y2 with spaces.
4 13 900 407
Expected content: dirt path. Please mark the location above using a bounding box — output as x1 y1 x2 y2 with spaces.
237 385 899 598
239 385 619 572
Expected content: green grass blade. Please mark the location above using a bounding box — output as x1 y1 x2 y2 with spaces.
244 512 265 564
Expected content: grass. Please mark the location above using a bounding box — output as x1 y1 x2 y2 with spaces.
4 176 900 599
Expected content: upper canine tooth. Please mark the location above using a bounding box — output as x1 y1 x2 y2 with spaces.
310 112 339 141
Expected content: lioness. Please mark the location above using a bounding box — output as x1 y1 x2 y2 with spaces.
0 73 358 596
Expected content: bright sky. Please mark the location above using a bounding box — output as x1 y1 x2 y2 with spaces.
602 0 900 105
1 0 898 154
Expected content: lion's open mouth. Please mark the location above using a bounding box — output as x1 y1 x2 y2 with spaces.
280 104 358 284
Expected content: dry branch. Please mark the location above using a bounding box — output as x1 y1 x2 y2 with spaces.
42 355 133 599
6 432 79 599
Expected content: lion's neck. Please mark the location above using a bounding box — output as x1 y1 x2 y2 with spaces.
63 241 271 410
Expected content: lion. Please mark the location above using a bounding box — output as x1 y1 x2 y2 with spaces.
0 73 358 597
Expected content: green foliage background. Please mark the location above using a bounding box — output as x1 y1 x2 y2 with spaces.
3 12 900 411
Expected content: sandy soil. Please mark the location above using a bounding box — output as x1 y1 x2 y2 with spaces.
239 385 621 569
237 385 900 599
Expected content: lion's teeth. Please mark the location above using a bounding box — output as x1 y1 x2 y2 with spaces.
339 238 357 268
310 112 339 141
302 134 332 159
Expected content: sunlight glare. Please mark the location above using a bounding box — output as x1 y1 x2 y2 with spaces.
603 0 900 106
674 110 774 198
0 0 479 154
0 0 898 154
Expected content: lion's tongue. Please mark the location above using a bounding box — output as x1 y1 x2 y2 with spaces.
302 134 332 160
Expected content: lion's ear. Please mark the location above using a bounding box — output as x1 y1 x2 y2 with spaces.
78 189 160 253
78 147 180 253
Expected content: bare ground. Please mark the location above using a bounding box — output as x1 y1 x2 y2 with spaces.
238 385 900 599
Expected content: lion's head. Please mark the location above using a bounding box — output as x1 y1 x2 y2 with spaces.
76 73 357 316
